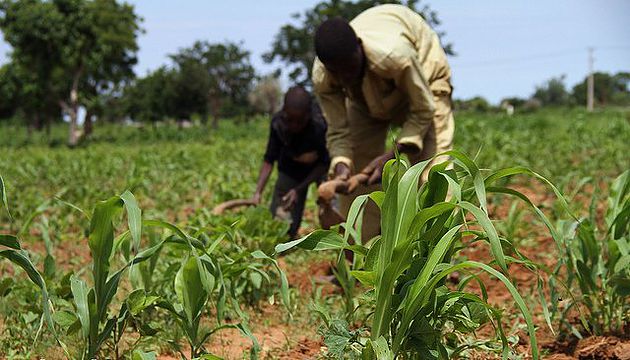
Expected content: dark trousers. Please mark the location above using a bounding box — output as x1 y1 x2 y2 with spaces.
270 172 309 238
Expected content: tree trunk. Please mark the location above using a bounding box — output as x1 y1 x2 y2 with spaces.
208 94 222 130
83 110 94 137
63 67 83 147
212 114 219 129
64 92 79 147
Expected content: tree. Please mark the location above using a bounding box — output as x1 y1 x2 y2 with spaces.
122 67 177 124
0 64 17 119
499 96 527 108
532 75 569 106
453 96 492 113
0 0 141 145
0 0 67 131
248 76 282 115
572 72 630 107
262 0 454 86
170 41 256 128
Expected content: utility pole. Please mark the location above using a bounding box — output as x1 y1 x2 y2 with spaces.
587 47 594 112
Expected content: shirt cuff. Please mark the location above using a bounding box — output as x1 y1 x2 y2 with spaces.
328 156 354 177
397 135 423 153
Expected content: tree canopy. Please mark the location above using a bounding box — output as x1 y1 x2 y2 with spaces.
572 72 630 107
121 41 257 127
0 0 141 142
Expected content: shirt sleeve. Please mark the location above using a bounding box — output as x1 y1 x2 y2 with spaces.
263 122 281 163
312 61 354 173
391 51 436 152
316 126 331 167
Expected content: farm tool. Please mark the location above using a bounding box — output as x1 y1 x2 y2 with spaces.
211 198 258 215
317 173 369 229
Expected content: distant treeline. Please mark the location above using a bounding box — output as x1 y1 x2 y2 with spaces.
0 0 626 146
455 72 630 113
0 0 444 145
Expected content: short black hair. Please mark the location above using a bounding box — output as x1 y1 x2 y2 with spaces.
283 86 311 112
314 17 358 64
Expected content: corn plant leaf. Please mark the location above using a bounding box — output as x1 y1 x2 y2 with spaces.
120 190 142 253
1 249 45 288
275 229 344 253
614 255 630 274
112 230 131 260
251 250 290 310
408 202 457 240
609 203 630 240
537 276 555 335
460 201 507 272
0 234 20 250
351 270 376 287
395 260 538 359
397 225 463 339
344 194 370 245
144 219 188 240
484 166 576 220
370 191 385 209
54 197 90 221
132 350 157 360
364 236 381 271
607 170 629 225
18 201 50 237
487 186 563 252
0 175 11 221
372 159 431 340
95 318 116 354
175 256 209 325
370 336 394 360
89 196 123 321
0 248 60 353
70 276 91 339
193 354 223 360
52 311 78 329
422 163 451 208
442 150 487 212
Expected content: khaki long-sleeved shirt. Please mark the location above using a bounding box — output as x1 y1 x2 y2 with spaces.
312 4 451 171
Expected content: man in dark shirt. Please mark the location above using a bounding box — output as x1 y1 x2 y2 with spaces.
251 86 330 238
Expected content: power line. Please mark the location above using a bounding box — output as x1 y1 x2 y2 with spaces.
452 49 583 68
451 46 630 69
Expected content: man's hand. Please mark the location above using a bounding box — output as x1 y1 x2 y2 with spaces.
334 162 351 181
282 189 298 210
361 150 396 185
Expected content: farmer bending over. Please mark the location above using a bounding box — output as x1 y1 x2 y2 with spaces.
312 4 455 240
251 86 330 238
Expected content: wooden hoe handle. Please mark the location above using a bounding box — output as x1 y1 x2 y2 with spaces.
211 198 257 215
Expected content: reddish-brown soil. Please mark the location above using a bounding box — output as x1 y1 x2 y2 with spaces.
5 180 628 359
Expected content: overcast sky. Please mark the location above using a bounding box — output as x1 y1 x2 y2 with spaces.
1 0 628 103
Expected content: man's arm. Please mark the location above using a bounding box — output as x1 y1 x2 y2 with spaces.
253 121 280 203
281 163 328 210
252 161 273 204
393 51 436 152
313 60 353 177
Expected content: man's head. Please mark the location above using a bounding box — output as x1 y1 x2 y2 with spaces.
282 86 312 133
314 17 364 85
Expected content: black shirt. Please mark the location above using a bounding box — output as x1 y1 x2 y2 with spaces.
263 108 330 182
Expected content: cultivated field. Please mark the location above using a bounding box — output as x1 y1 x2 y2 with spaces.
0 108 629 359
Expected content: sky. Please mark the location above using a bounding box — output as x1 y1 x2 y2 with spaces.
1 0 628 103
